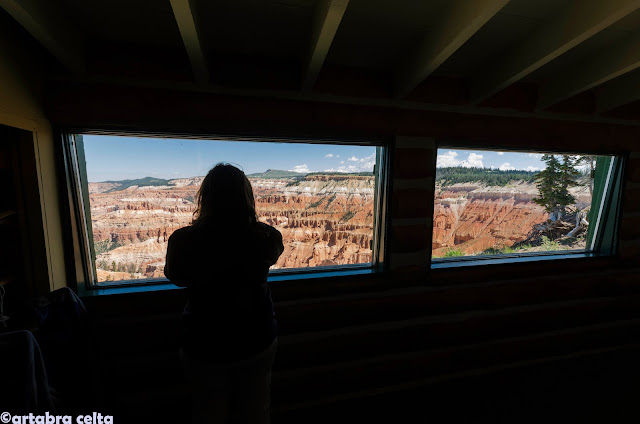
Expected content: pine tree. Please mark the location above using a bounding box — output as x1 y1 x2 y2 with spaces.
533 154 579 220
557 155 580 209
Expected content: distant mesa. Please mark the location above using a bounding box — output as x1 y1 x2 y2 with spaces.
246 169 304 179
97 177 172 193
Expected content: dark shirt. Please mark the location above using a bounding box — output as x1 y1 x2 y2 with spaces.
165 221 284 362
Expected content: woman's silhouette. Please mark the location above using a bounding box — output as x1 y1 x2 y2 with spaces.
165 163 283 423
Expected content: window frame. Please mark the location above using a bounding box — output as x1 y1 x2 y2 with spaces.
61 131 390 291
430 144 625 269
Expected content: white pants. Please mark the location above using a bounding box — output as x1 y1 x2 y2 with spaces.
180 339 277 424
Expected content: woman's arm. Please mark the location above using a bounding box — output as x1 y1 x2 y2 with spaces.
164 228 190 287
265 226 284 266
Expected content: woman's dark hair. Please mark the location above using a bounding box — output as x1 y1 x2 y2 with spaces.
192 163 257 227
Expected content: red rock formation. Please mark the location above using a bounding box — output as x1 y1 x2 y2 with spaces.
433 182 562 256
88 176 591 282
88 175 375 282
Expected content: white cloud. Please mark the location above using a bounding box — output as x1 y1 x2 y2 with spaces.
357 152 376 170
460 153 484 168
437 151 484 168
438 151 544 172
325 152 376 173
499 162 515 171
289 164 310 173
336 155 340 158
324 153 334 158
436 151 460 167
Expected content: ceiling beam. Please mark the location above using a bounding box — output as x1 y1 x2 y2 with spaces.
538 32 640 110
596 70 640 113
302 0 349 91
394 0 510 99
0 0 84 73
169 0 209 84
470 0 640 105
51 73 640 127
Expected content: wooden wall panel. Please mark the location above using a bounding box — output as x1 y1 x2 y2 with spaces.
389 137 436 273
46 81 640 153
47 79 640 420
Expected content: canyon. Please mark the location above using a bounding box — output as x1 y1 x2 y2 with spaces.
88 172 593 283
432 181 592 256
88 173 375 283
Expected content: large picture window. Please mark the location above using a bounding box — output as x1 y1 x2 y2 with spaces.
432 148 622 263
72 134 386 285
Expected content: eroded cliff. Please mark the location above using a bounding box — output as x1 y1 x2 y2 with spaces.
88 175 375 282
432 181 591 256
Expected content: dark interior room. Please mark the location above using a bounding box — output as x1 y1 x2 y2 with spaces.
1 0 640 422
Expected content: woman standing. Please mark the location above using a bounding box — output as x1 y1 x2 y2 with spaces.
165 163 283 423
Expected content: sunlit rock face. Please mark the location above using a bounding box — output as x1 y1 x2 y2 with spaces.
89 174 591 281
88 175 375 282
432 181 590 256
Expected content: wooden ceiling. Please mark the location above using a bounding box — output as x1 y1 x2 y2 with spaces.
4 0 640 123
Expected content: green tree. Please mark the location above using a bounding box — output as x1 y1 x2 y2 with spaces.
533 154 579 220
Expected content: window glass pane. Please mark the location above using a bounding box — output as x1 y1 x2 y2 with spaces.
433 148 614 259
81 135 379 284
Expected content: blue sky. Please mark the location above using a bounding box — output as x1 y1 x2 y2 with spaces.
437 149 545 172
82 135 377 182
81 135 550 182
